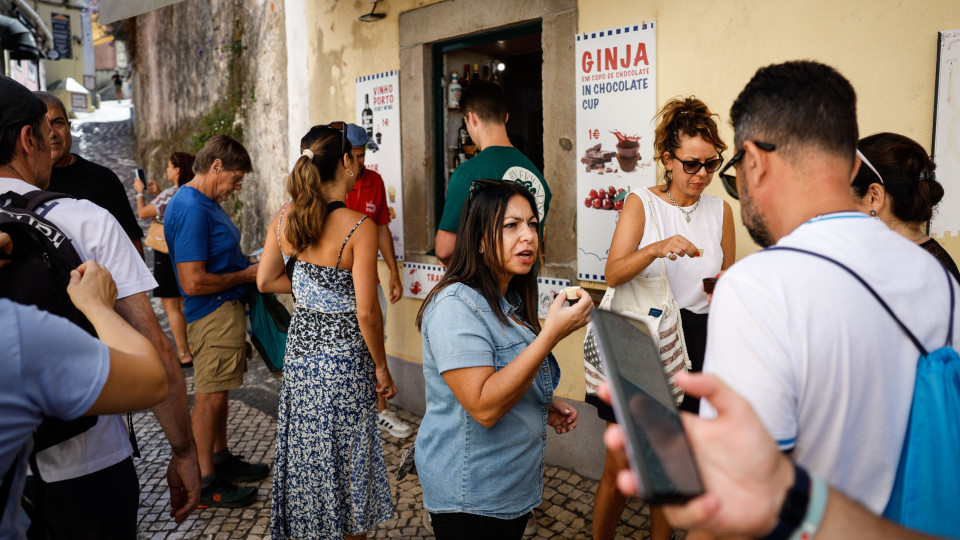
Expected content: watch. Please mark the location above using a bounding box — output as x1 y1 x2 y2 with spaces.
761 463 827 540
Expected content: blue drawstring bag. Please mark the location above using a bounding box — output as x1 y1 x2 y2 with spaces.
769 247 960 537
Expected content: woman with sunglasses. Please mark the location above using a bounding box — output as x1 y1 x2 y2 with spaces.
257 122 397 539
133 151 196 367
850 132 959 284
592 97 735 540
415 180 592 540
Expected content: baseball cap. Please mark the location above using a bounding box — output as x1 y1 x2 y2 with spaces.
346 123 369 147
0 75 47 130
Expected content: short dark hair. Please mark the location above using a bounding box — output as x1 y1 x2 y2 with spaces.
193 134 252 174
0 114 45 166
852 132 942 223
459 81 508 125
34 91 68 120
730 61 858 165
417 180 541 333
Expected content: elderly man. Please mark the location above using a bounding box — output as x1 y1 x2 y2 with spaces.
0 75 200 537
703 60 960 516
34 91 145 256
164 134 266 508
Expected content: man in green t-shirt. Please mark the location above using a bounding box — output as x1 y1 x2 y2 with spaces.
435 82 550 265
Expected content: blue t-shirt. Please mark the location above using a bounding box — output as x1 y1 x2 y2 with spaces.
164 186 248 322
0 300 109 538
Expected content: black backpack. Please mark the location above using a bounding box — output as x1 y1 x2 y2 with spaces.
0 190 98 451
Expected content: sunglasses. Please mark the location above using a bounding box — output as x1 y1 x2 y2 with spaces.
468 179 502 201
327 121 348 157
718 141 777 200
670 153 725 175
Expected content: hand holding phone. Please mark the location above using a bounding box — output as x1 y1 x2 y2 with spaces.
591 309 704 504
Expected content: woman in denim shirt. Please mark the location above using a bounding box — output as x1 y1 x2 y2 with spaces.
415 180 593 539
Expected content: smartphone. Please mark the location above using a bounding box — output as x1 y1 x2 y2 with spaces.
591 309 704 504
134 168 146 181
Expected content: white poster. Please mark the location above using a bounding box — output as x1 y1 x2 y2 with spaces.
403 262 445 299
932 29 960 239
356 70 404 259
575 23 657 281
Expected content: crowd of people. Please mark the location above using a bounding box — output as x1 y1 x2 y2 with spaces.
0 54 957 540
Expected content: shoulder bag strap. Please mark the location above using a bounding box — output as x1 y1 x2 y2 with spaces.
766 246 932 355
640 189 670 287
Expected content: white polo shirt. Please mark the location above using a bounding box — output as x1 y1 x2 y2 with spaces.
0 177 156 481
702 212 960 514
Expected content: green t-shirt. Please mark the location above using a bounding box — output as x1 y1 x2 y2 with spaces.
438 146 550 232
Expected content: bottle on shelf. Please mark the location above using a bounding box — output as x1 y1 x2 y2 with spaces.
448 71 462 108
458 119 468 147
472 64 481 83
482 64 490 81
362 94 374 138
462 63 471 89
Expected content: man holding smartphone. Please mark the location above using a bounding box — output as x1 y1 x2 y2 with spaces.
34 92 145 256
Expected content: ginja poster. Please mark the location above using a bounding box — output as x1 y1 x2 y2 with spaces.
575 23 657 281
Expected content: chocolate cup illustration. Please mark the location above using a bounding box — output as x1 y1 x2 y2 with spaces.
616 140 640 172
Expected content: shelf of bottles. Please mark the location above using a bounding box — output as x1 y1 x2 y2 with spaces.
440 53 506 193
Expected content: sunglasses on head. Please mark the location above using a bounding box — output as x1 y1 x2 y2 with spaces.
718 141 777 200
670 153 725 175
326 121 348 157
468 179 502 201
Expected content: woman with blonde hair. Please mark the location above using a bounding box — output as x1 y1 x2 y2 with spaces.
590 97 736 540
258 122 397 539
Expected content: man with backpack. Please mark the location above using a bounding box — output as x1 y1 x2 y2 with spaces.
0 75 201 537
701 60 960 527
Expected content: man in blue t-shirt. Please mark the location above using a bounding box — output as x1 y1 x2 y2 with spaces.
164 135 266 508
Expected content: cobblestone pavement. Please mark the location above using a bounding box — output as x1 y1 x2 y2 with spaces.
72 103 657 539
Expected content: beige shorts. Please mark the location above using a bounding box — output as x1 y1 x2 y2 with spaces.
188 300 247 394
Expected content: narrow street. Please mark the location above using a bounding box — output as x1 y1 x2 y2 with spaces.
71 103 653 540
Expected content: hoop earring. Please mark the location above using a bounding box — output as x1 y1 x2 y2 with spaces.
348 170 354 177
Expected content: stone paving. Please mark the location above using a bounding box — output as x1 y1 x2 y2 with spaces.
72 102 658 540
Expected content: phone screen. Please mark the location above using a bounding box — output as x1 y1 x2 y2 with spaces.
134 168 146 181
591 309 704 503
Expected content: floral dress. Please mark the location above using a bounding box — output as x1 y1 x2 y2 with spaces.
271 207 393 538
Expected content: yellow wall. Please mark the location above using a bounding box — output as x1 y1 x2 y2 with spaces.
319 0 960 401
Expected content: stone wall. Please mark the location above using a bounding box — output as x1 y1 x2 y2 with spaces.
132 0 288 251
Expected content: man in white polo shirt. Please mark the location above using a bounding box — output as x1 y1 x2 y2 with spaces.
0 75 200 537
703 61 960 515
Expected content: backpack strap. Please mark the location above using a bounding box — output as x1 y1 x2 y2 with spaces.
766 246 929 355
15 190 74 215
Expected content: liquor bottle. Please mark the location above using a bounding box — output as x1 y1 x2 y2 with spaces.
462 64 471 88
472 64 480 83
482 64 490 81
448 71 462 108
362 94 374 138
458 119 468 147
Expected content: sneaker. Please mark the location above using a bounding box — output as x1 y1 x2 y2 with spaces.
214 452 270 483
198 480 256 508
523 512 538 537
378 409 413 439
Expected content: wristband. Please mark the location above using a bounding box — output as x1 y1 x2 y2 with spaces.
761 462 810 540
136 193 145 199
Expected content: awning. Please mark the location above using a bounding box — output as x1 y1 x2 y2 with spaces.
99 0 186 25
0 14 40 60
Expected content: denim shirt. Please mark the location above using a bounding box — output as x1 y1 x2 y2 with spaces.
415 283 561 519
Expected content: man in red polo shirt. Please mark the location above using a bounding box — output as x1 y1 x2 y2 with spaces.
346 123 410 439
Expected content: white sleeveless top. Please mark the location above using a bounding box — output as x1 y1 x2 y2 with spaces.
633 188 724 314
